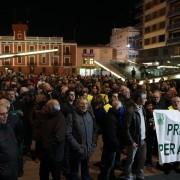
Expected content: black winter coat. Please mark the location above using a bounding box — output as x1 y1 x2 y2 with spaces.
35 111 66 162
0 124 18 178
125 103 147 146
103 107 125 152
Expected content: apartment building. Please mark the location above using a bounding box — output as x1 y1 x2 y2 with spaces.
0 24 77 75
135 0 143 51
167 0 180 58
138 0 180 64
143 0 167 49
110 27 140 63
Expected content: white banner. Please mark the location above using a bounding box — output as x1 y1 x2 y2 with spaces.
153 110 180 164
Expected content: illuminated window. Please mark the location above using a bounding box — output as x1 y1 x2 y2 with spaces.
83 58 88 64
90 58 94 64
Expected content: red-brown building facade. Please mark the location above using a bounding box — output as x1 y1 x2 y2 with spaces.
0 24 77 75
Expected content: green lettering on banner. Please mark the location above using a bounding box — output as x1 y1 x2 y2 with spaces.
170 143 175 155
167 124 173 135
164 144 170 156
177 145 180 154
173 124 180 135
159 144 163 152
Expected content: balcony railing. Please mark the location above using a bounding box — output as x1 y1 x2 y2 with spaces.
168 0 179 4
132 35 142 40
168 8 180 17
26 36 63 42
0 36 13 41
167 37 180 44
168 22 180 31
82 53 95 57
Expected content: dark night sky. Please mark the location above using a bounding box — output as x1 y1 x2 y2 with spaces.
0 0 138 44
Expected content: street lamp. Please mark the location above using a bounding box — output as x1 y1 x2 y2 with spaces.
126 44 130 48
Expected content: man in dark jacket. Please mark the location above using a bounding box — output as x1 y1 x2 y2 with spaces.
120 90 147 180
60 89 76 177
61 89 76 118
99 95 125 180
151 90 167 110
0 104 18 180
66 97 97 180
32 99 66 180
0 98 24 177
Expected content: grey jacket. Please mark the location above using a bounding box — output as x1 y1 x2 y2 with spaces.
66 109 97 159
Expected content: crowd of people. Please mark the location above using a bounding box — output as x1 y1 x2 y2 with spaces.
0 71 180 180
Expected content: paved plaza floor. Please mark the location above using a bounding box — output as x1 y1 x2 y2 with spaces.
19 136 180 180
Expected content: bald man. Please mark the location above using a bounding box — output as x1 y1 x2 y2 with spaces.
33 99 66 180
